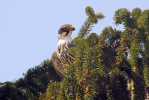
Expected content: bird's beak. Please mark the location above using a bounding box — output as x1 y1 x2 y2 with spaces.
72 27 75 31
70 26 75 31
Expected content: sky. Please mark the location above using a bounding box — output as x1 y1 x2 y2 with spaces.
0 1 148 82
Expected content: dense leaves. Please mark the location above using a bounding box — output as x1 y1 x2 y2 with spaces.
78 6 104 38
1 6 149 100
0 60 61 100
41 7 149 100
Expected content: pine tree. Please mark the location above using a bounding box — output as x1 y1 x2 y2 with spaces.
0 60 61 100
1 6 149 100
41 7 149 100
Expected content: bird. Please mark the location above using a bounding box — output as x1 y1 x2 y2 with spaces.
51 24 75 77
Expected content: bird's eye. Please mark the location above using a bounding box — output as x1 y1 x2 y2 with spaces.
62 27 68 31
66 27 69 30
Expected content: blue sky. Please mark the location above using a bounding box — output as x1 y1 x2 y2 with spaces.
0 1 148 82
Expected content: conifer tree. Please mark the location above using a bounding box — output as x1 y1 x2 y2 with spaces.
1 6 149 100
41 7 149 100
0 60 61 100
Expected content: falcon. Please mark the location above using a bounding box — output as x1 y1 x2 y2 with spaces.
51 24 75 77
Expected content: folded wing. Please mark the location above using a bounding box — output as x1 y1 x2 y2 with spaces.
51 42 75 77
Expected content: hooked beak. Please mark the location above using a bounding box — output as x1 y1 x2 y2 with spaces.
72 27 75 31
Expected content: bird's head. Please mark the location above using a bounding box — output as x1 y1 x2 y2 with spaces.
58 24 75 40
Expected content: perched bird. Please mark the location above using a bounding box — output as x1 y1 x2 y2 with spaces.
52 24 75 77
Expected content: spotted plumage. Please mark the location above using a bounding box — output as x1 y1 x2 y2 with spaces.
51 24 75 77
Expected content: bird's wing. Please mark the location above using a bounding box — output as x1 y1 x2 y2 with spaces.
67 42 76 48
51 51 65 77
52 42 76 77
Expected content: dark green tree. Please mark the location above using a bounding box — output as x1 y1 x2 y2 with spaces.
0 60 61 100
41 7 149 100
1 6 149 100
0 82 27 100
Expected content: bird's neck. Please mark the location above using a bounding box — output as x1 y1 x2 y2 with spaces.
56 37 72 56
58 37 72 45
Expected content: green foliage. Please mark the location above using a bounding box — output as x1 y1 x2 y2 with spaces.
0 60 61 100
114 8 131 26
143 67 149 86
132 8 142 20
138 9 149 31
0 82 27 100
42 7 149 100
78 6 104 38
85 6 104 24
52 30 132 99
39 82 60 100
1 6 149 100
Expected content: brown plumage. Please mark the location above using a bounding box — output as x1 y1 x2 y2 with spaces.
51 24 75 77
